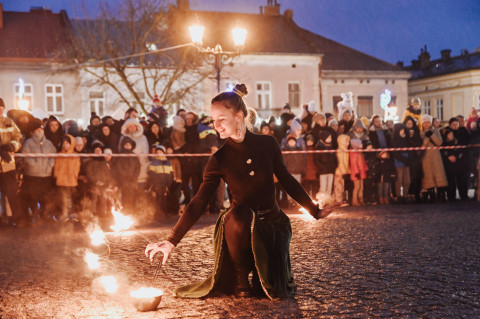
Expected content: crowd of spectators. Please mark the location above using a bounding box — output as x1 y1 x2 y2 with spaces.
0 95 479 228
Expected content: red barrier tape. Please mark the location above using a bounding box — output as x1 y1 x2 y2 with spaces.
12 144 480 158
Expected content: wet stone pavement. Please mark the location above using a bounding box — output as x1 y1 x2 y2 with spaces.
1 202 480 318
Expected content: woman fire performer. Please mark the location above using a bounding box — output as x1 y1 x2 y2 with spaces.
145 84 334 299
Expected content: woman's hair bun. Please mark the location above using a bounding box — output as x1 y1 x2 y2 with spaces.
233 84 248 97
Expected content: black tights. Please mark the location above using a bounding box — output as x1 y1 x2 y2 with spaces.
223 204 254 273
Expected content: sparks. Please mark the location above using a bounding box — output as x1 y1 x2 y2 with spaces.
99 276 119 294
85 252 101 270
110 209 134 232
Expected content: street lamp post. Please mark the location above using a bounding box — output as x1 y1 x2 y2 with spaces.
189 25 247 93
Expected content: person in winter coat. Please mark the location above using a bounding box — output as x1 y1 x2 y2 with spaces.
87 112 101 136
113 137 141 213
391 123 411 202
44 115 64 152
441 129 462 202
349 139 368 206
315 130 337 205
84 143 115 218
148 145 174 217
20 118 57 221
338 109 354 134
164 142 182 214
401 97 423 127
282 135 306 208
334 134 350 204
145 121 166 148
466 107 479 132
280 119 306 150
0 98 24 226
403 116 423 202
92 123 119 153
53 134 81 221
302 135 319 198
181 111 203 204
420 114 448 202
347 119 370 142
446 117 471 201
119 118 150 188
368 115 395 204
312 113 338 149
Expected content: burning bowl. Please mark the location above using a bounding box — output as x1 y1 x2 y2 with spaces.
130 287 163 312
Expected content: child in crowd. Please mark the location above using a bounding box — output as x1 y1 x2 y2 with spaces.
302 135 319 198
282 135 305 207
165 144 182 214
466 107 479 132
148 145 174 218
53 135 81 221
391 124 411 203
315 131 337 206
334 134 350 204
349 139 368 206
113 137 140 213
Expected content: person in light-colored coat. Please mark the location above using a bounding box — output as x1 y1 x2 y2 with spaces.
420 115 447 199
119 118 150 186
20 119 57 219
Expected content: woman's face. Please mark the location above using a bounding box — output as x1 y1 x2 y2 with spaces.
316 117 326 126
211 102 242 139
422 121 431 131
330 123 338 132
151 124 160 135
49 121 59 133
102 126 110 136
405 120 413 129
343 112 352 122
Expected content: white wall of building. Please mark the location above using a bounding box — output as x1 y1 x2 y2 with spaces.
321 70 410 121
408 70 480 123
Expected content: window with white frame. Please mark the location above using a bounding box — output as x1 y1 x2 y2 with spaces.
423 100 431 115
89 92 105 117
288 82 300 108
14 83 33 111
45 84 64 114
436 98 443 120
256 82 271 109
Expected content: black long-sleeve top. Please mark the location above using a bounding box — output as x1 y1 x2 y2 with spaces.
167 130 317 246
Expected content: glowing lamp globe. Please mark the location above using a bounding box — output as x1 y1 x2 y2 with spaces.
189 25 204 45
232 27 247 47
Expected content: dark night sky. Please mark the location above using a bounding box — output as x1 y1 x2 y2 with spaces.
3 0 480 65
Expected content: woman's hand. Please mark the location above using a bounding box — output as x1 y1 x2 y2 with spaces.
145 241 174 264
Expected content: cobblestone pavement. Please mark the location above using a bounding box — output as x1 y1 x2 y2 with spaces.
1 202 480 318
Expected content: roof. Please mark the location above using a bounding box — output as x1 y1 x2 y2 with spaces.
0 8 72 62
405 51 480 80
171 8 404 72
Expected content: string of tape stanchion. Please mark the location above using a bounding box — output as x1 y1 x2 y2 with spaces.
11 144 480 158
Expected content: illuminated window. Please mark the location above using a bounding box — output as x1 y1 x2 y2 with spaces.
45 84 64 114
14 83 33 111
256 82 272 109
288 82 300 108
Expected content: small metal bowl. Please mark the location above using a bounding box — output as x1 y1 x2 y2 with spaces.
130 287 163 312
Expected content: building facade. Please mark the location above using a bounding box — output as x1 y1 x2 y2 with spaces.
406 47 480 123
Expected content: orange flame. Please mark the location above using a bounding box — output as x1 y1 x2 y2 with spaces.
99 276 118 294
110 209 134 232
89 229 106 246
85 252 100 270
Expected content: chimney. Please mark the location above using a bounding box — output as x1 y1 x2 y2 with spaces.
440 49 451 62
396 61 404 68
264 0 280 16
284 9 293 20
177 0 190 11
0 3 3 29
419 45 430 69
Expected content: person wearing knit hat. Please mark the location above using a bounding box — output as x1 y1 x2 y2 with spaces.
328 119 338 132
148 142 174 218
402 97 423 127
421 114 433 130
